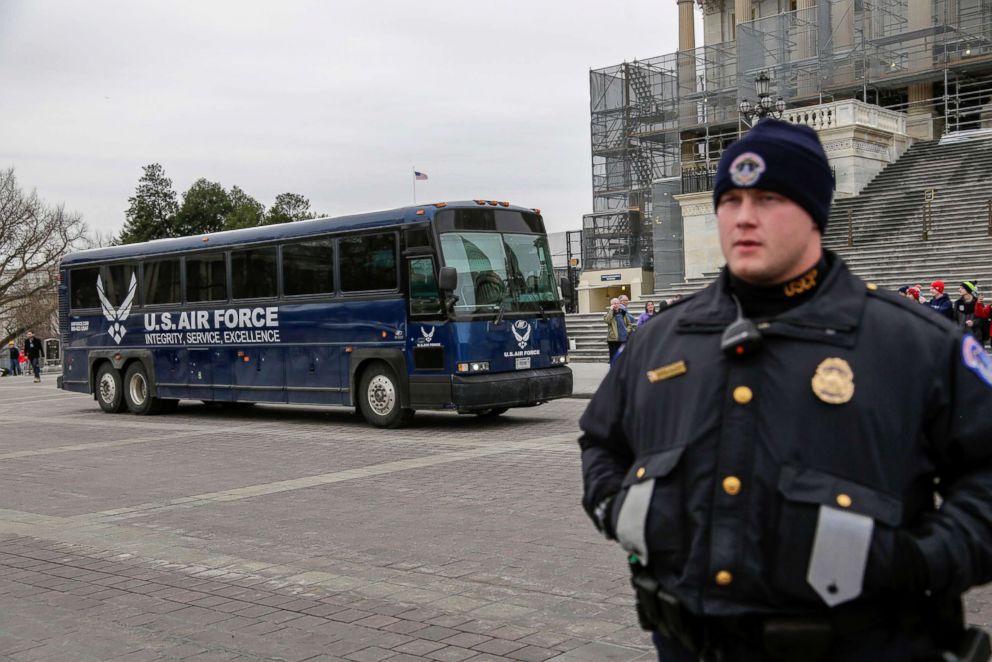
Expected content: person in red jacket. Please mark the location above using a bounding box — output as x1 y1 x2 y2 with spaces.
974 290 991 347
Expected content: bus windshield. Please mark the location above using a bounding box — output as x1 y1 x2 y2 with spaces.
439 231 559 315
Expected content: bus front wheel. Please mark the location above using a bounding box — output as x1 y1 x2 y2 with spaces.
96 363 127 414
123 363 168 415
358 362 413 429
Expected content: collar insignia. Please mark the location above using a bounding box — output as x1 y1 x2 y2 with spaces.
812 357 854 404
784 268 818 297
729 152 766 187
647 360 688 383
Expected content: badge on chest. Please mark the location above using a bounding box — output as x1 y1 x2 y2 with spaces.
811 357 855 404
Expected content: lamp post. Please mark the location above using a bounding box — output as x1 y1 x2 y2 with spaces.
739 71 786 126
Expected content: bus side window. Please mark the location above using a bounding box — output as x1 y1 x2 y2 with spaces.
186 253 228 303
408 258 441 316
70 267 101 309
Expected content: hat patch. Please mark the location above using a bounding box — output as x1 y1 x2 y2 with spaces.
730 152 766 187
962 335 992 388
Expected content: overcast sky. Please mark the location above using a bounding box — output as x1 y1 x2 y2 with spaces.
0 1 693 238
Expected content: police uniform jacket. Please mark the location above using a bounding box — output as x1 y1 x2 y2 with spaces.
579 255 992 617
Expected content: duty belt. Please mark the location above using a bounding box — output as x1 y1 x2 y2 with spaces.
630 571 990 662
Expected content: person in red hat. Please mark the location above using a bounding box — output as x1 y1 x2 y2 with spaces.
906 286 921 302
928 280 953 320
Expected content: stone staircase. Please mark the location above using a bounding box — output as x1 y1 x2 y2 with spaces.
566 135 992 362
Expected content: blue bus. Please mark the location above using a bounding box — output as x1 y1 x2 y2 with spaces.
57 201 573 427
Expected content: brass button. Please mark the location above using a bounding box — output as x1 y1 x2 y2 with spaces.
715 570 733 586
636 467 646 479
722 476 742 496
836 493 852 508
866 283 878 291
733 386 753 404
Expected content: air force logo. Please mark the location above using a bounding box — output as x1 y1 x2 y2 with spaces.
97 273 137 344
420 326 435 343
729 151 766 187
511 320 532 349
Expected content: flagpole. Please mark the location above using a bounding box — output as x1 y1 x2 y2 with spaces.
412 167 416 204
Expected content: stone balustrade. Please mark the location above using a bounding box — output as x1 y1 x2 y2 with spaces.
784 99 907 135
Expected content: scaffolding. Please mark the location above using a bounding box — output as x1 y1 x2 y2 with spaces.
588 0 992 274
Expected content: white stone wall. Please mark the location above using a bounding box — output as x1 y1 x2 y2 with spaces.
675 192 724 279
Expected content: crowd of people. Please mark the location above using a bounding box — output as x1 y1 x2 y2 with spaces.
602 293 682 363
3 331 45 382
899 279 990 346
604 278 989 364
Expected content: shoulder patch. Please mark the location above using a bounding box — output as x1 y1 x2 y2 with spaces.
962 336 992 388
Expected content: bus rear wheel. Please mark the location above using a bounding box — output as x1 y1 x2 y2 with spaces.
96 363 127 414
123 363 167 415
358 362 413 429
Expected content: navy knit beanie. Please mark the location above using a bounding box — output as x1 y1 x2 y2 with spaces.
713 119 834 231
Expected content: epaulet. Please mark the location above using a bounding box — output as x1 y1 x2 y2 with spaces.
864 282 955 330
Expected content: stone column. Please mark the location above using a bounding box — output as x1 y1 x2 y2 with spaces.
905 2 934 138
678 0 695 51
735 0 751 27
796 0 817 99
677 0 698 141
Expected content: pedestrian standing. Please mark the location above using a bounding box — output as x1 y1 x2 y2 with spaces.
928 280 954 321
604 297 635 364
637 302 657 327
23 331 44 383
579 119 992 661
955 281 982 340
6 341 20 376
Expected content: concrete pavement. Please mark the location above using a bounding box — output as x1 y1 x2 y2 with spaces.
0 376 653 661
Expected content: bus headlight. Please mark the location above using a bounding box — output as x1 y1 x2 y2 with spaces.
457 361 490 373
550 355 568 365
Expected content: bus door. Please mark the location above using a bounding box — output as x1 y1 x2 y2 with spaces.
405 256 452 407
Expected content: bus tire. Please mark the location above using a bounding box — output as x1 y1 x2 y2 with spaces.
95 363 127 414
123 363 164 415
358 362 413 429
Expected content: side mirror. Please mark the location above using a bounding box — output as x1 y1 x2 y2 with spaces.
559 276 575 301
438 266 458 292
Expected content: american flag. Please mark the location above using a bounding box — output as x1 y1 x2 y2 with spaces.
414 171 428 181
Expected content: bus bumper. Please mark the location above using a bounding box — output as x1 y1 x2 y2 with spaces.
451 366 573 410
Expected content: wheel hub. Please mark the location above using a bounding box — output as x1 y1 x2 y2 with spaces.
99 373 116 404
367 375 395 416
129 373 147 406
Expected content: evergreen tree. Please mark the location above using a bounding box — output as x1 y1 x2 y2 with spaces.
265 192 313 225
224 186 266 230
174 179 233 236
117 164 179 244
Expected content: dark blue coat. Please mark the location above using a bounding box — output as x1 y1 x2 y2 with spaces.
928 294 954 321
579 256 992 618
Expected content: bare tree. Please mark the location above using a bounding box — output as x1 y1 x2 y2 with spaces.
0 168 87 345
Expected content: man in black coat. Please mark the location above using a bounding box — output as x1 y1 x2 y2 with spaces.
23 331 44 383
579 119 992 661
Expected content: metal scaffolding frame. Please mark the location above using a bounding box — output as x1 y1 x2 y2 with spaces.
587 0 992 275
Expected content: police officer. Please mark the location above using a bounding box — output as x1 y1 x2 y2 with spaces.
579 119 992 661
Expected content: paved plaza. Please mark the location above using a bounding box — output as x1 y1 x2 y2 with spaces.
0 373 990 661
